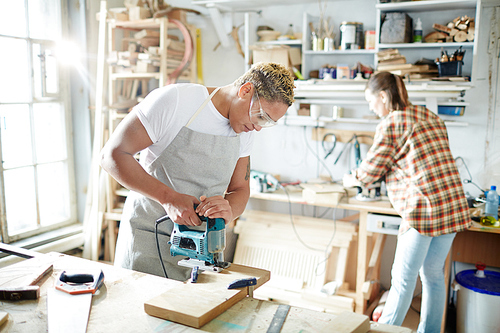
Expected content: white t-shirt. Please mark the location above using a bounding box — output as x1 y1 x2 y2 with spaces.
133 83 254 167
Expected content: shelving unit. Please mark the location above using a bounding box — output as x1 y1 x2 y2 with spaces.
99 16 198 261
375 0 480 82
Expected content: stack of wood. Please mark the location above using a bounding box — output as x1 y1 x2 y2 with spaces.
425 16 475 43
376 49 438 79
107 28 189 75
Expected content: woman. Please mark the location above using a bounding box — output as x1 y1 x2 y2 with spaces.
100 62 295 281
343 71 470 332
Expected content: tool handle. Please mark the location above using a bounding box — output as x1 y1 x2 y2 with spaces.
55 269 104 295
60 272 94 284
227 277 257 289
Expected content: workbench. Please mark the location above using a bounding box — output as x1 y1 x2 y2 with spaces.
248 186 500 333
0 249 411 333
248 187 398 316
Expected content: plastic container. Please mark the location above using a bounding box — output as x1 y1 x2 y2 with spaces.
454 265 500 333
437 61 463 77
485 185 499 220
413 18 422 43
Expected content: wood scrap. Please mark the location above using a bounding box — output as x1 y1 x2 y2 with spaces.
213 23 245 57
0 256 53 300
429 16 475 43
0 311 7 327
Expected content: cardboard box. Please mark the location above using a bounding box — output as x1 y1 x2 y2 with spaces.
250 44 301 71
129 6 151 21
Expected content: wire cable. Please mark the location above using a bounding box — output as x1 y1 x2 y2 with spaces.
322 132 337 159
455 156 485 194
155 215 172 279
302 126 337 183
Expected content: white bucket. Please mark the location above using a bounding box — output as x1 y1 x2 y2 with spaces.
454 268 500 333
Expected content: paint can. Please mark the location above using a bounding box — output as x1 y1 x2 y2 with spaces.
340 22 363 50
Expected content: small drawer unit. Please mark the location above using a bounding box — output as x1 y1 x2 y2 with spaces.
367 213 402 235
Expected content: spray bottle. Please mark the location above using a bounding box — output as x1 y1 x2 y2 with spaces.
414 18 423 43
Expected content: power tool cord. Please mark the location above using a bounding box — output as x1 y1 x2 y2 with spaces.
155 215 172 279
454 156 486 195
302 126 337 183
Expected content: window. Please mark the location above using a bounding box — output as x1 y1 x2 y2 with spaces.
0 0 77 243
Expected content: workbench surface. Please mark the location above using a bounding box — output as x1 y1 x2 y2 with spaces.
0 252 411 332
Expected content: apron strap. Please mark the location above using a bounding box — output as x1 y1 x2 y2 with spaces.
186 87 221 127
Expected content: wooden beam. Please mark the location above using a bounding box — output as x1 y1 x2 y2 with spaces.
312 128 375 145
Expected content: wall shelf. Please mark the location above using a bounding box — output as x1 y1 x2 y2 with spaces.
375 0 477 12
378 42 474 49
303 49 377 55
280 114 468 127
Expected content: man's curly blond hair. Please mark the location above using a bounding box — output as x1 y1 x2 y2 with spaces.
234 62 295 107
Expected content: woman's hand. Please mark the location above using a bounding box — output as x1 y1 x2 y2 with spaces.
196 195 233 225
343 172 362 188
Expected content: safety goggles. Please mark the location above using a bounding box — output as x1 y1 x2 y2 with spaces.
249 90 277 128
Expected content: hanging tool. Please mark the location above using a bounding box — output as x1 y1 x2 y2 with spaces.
47 269 104 333
345 135 382 202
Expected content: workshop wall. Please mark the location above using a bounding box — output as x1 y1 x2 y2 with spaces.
84 0 499 290
87 1 498 195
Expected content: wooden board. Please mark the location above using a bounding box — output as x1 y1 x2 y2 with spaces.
0 256 53 300
144 264 270 328
0 311 7 327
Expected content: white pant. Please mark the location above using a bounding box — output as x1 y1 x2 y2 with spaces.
379 227 456 333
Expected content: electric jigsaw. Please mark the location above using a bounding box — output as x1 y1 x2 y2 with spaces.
168 212 230 273
352 135 382 202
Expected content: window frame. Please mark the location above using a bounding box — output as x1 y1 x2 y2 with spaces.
0 0 78 244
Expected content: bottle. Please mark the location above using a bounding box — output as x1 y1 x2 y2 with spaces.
286 24 294 39
413 18 422 43
485 185 499 220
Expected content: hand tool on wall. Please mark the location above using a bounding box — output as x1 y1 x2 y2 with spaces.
47 269 104 333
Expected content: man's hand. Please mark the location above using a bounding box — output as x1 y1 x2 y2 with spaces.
196 195 233 225
343 173 362 188
163 194 201 226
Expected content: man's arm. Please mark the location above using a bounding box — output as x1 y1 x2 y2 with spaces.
100 111 202 226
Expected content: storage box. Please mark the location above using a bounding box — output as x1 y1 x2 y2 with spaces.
129 6 151 21
438 105 465 116
250 45 301 71
437 61 463 77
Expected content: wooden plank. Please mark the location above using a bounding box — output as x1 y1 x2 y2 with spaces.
144 264 270 328
0 243 42 259
0 311 7 326
0 256 53 300
363 233 386 300
327 311 370 333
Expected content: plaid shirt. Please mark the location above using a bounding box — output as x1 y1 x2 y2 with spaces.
355 105 471 236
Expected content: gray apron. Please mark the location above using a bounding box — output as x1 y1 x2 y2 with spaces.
114 87 240 281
